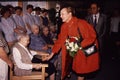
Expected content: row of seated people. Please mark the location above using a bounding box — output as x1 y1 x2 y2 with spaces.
0 4 59 80
0 7 57 79
0 4 56 50
13 24 58 79
29 24 58 64
0 23 58 80
11 32 56 80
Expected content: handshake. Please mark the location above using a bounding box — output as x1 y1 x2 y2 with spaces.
42 52 54 61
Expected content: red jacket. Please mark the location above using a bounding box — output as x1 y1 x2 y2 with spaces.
52 17 100 79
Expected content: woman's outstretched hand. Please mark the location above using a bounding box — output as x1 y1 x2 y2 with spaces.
42 52 54 61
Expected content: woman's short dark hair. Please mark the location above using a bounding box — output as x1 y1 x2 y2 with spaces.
26 4 33 10
6 4 14 10
0 6 10 16
14 6 22 11
34 7 41 11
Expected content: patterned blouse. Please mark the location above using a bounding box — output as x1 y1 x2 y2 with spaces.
0 31 9 53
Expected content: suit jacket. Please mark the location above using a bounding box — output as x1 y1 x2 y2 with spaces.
85 13 107 38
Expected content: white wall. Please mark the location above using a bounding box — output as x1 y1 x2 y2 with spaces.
0 2 18 7
0 1 48 14
28 1 48 9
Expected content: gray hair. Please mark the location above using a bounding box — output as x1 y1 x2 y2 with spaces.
17 33 29 41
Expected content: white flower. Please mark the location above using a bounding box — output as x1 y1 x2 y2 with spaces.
65 36 81 57
69 42 74 47
74 37 79 40
66 39 69 43
66 46 70 49
71 46 75 52
74 43 79 49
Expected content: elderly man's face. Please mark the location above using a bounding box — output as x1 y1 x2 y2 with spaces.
21 36 30 47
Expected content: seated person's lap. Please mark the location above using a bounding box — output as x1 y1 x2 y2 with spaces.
32 55 56 76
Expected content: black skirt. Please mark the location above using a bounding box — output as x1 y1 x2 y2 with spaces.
72 70 99 78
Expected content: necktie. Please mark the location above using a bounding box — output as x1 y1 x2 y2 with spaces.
94 15 97 27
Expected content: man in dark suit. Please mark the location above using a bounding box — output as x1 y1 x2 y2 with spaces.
85 2 107 57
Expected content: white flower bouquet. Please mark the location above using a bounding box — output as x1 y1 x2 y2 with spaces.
65 36 81 57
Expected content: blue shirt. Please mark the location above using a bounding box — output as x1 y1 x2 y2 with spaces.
13 14 26 28
23 13 35 34
0 17 17 42
29 33 51 53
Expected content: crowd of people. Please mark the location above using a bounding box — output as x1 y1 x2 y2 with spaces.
0 4 58 80
0 2 119 80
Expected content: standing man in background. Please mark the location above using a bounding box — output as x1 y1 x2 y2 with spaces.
85 2 107 57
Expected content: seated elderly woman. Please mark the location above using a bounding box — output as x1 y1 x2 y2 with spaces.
29 24 51 53
41 26 54 48
11 33 55 80
29 24 57 63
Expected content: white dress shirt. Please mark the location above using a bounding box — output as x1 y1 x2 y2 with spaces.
13 43 37 70
93 13 100 23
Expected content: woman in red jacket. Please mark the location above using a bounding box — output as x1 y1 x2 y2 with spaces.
44 5 100 80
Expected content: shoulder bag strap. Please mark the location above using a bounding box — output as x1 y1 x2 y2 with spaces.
77 20 96 44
